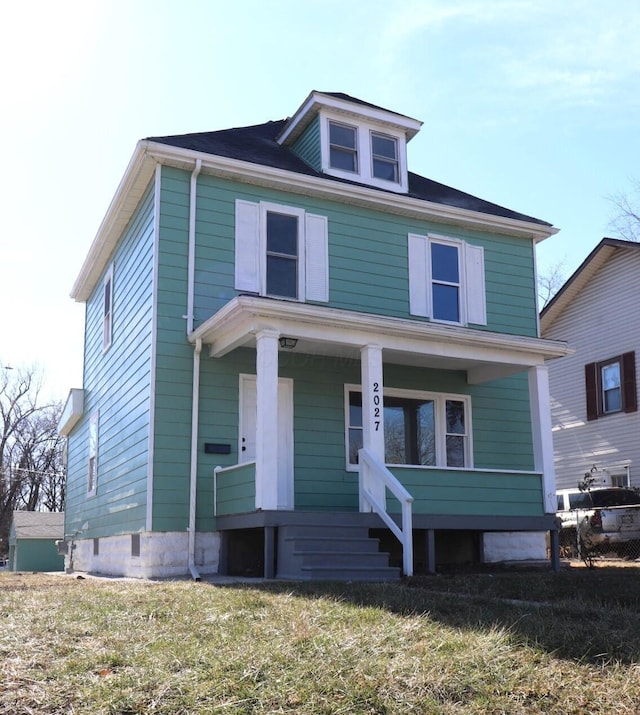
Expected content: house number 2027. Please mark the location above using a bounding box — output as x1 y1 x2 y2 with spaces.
372 381 381 432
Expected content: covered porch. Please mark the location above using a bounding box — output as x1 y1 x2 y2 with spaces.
191 296 570 578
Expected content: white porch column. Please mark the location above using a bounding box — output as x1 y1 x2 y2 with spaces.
528 364 556 513
360 344 385 509
255 329 279 510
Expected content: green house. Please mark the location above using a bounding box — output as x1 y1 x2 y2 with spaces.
8 511 65 572
58 91 570 579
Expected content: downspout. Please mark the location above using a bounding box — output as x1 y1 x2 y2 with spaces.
188 337 202 581
187 159 202 336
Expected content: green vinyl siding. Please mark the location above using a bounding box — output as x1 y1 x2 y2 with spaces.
178 170 538 338
387 468 544 517
151 167 193 532
290 115 321 171
196 352 536 518
65 184 155 541
215 463 256 517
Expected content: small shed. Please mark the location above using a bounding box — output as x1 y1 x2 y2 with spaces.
8 512 65 572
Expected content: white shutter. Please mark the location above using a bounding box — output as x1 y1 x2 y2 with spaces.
304 213 329 302
408 233 429 317
234 200 260 292
465 243 487 325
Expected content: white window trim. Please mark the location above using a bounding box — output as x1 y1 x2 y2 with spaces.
102 264 113 352
260 201 306 301
87 410 99 497
328 120 359 175
370 130 399 183
344 384 473 471
235 199 329 303
320 110 408 193
427 234 465 326
408 233 487 326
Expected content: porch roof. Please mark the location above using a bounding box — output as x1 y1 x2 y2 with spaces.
190 297 571 384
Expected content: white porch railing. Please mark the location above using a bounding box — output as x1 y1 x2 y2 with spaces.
358 447 414 577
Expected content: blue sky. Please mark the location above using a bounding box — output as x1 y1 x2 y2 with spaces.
2 0 639 399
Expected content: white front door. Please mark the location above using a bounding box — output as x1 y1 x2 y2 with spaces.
239 374 294 509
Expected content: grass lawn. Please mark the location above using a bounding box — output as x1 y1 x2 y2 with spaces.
1 567 640 714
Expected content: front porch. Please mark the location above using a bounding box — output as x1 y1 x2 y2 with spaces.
213 462 560 579
190 296 569 580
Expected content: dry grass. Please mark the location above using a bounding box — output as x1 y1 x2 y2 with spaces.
1 570 640 714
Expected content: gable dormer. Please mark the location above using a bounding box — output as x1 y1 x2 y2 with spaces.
277 91 422 194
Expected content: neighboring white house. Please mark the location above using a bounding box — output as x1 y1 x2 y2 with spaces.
541 238 640 491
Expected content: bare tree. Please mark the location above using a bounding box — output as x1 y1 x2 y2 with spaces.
0 365 65 554
538 259 567 310
608 178 640 242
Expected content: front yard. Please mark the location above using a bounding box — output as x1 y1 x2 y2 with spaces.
1 568 640 714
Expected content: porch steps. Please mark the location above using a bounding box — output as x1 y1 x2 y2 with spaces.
277 524 401 582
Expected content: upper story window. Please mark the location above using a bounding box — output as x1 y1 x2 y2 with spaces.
329 122 358 173
371 132 398 182
346 386 471 469
102 265 113 352
585 352 637 420
321 112 409 193
408 233 486 326
235 199 329 303
265 211 299 299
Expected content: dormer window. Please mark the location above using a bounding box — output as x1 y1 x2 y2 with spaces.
320 113 409 192
329 122 358 173
371 132 398 182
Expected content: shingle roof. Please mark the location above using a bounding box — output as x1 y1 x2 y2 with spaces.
147 119 550 227
11 511 64 540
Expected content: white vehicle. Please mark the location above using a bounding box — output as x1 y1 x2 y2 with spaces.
556 487 640 557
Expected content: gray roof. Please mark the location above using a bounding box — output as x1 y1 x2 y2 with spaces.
11 511 64 539
148 117 550 227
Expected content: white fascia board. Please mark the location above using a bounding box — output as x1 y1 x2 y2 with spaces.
191 296 573 368
58 388 85 436
72 138 557 303
144 142 558 242
71 144 157 302
277 91 423 145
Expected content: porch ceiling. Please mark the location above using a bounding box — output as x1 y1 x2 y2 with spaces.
190 296 572 384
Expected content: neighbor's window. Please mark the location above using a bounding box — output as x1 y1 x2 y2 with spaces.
329 121 358 173
346 388 470 468
88 411 99 495
430 240 461 323
585 352 637 420
103 265 113 352
371 132 399 182
266 211 299 299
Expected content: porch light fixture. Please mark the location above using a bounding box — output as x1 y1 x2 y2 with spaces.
279 336 298 349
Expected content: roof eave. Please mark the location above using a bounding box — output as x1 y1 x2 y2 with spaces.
540 238 639 331
71 141 558 302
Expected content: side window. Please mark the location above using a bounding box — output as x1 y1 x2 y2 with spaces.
585 352 637 420
88 411 99 496
408 234 486 325
235 200 329 303
102 265 113 352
